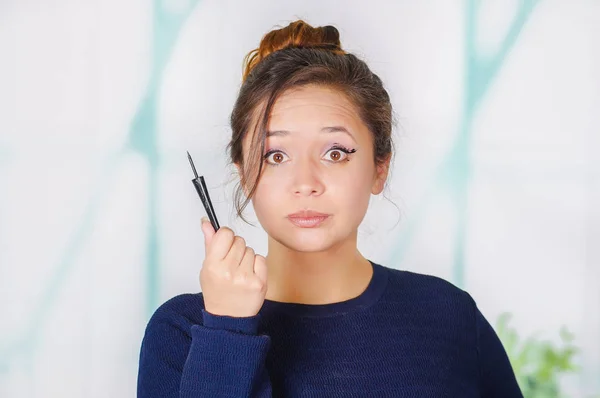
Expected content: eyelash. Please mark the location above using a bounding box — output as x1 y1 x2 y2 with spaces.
263 145 357 166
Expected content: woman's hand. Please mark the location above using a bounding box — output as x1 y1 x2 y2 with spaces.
200 217 268 317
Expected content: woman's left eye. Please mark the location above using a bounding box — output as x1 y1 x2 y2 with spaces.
323 146 356 162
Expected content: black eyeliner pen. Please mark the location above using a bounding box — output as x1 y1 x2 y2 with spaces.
187 151 220 231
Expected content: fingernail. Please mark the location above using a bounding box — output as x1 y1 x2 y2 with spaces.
201 216 208 224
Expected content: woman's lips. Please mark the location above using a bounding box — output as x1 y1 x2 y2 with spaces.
287 215 330 228
287 210 328 218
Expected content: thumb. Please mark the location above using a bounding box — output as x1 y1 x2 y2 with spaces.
201 216 216 248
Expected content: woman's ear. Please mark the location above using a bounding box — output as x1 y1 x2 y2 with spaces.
371 155 391 195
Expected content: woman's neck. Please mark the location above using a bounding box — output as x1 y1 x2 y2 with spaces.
264 233 373 305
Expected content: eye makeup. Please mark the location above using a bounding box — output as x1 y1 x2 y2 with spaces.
328 145 357 155
263 144 357 165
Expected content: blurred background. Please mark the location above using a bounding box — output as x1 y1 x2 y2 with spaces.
1 0 599 396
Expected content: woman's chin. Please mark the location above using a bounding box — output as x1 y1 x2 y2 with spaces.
274 230 337 253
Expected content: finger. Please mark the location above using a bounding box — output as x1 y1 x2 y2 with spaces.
224 236 246 269
237 246 255 275
205 225 235 261
201 217 215 248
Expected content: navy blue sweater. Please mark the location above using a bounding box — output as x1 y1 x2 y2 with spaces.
137 260 523 397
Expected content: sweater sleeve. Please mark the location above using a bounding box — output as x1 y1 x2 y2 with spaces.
137 304 273 398
475 307 523 398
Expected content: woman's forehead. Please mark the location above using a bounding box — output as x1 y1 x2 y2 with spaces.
267 87 364 138
242 85 369 152
270 85 357 118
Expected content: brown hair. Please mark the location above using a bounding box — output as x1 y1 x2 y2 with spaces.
227 20 396 225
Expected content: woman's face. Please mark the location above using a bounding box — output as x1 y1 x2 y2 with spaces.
240 85 389 253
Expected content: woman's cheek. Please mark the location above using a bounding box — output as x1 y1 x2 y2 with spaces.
253 180 279 215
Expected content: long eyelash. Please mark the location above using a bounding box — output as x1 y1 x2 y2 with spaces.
262 150 280 159
330 145 357 155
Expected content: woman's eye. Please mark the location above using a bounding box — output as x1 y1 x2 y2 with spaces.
323 147 353 162
264 151 289 165
263 147 356 165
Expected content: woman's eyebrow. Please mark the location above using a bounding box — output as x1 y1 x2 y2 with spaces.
266 126 356 142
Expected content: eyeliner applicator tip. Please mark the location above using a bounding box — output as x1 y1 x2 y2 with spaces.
187 151 199 179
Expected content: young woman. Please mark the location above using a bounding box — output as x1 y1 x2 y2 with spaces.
137 20 523 397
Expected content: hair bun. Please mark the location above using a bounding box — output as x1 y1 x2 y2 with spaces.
242 20 345 82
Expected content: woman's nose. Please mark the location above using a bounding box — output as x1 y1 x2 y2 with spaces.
291 159 325 197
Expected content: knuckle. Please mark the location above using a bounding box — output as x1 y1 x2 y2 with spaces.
223 270 233 281
233 270 249 284
251 279 265 291
234 236 246 247
203 264 221 277
219 227 234 241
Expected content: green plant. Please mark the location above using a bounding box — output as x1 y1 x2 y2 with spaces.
495 312 579 398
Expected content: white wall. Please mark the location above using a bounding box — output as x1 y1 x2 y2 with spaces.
0 0 598 396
